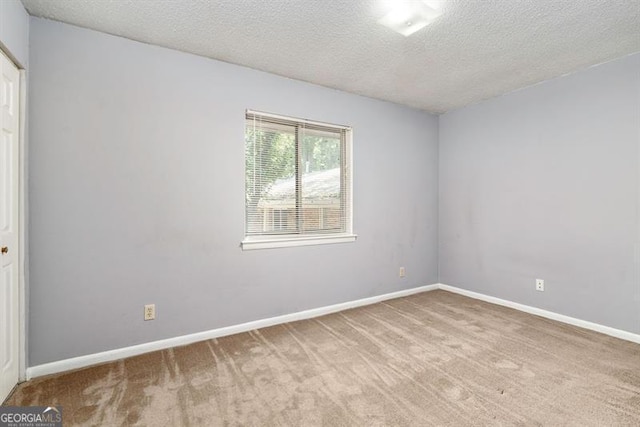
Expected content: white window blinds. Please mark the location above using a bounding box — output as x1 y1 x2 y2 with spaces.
245 110 352 240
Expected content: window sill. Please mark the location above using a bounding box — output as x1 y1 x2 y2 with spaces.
241 233 357 251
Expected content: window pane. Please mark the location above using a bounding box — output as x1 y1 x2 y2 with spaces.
300 128 343 233
245 121 297 234
244 111 352 245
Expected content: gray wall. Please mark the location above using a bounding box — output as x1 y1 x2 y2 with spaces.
28 18 439 365
439 53 640 334
0 0 29 68
27 15 639 367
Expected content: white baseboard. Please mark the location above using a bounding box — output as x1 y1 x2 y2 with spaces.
27 282 640 380
26 284 439 379
437 284 640 345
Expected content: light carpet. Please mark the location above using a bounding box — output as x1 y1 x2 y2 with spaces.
5 290 640 426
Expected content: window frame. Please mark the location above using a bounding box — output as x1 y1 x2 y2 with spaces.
241 109 356 250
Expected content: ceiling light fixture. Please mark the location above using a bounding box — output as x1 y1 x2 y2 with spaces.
378 0 443 37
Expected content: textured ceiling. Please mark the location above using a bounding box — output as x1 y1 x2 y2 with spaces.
20 0 640 113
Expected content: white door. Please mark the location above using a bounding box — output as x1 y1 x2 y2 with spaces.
0 49 20 403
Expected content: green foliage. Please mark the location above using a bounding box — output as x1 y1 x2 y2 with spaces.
245 129 294 203
301 135 341 172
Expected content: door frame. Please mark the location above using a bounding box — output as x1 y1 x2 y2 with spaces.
18 66 27 382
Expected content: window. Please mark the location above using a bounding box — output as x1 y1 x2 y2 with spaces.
242 110 356 250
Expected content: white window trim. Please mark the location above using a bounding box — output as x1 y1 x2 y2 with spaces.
241 233 357 251
242 110 355 250
245 109 350 131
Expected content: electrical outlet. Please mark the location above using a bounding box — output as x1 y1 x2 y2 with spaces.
399 267 406 278
144 304 156 321
535 279 544 292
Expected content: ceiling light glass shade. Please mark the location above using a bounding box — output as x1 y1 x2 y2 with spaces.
378 1 443 36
